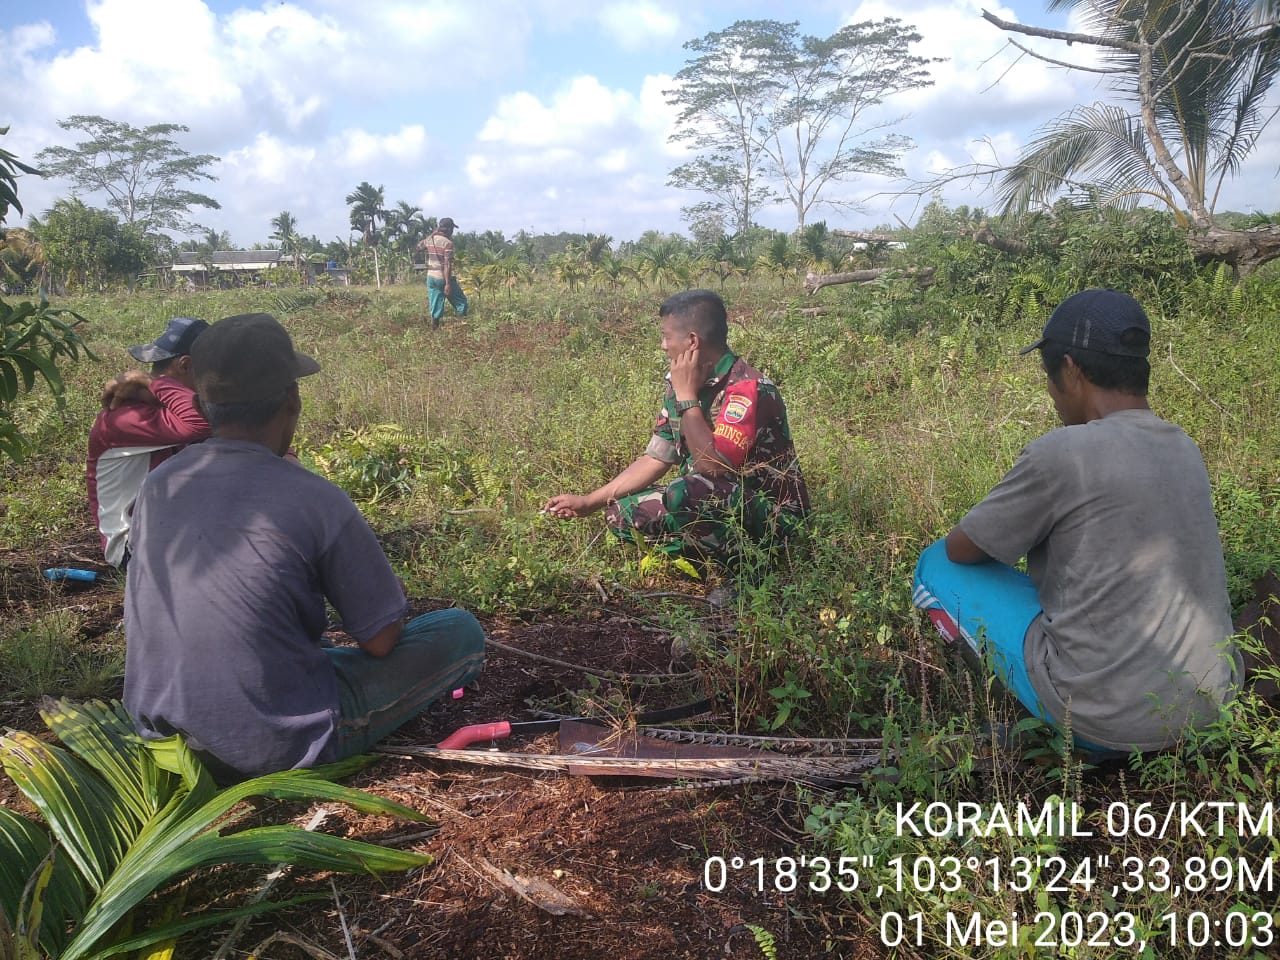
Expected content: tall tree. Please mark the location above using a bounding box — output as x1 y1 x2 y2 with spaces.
35 115 220 235
32 199 151 292
986 0 1280 274
667 21 783 234
345 181 386 246
667 19 937 234
270 210 299 253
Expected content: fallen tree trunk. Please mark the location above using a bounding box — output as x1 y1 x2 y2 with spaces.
1188 225 1280 278
805 266 935 295
968 223 1030 256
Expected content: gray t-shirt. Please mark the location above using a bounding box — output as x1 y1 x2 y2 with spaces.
959 409 1239 751
124 438 409 778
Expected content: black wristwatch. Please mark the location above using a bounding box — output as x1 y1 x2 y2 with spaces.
675 399 700 415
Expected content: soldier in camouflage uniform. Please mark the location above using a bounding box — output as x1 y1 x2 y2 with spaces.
544 289 809 569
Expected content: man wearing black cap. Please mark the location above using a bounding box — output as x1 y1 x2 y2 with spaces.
87 317 211 567
123 313 485 781
913 288 1241 754
415 216 466 327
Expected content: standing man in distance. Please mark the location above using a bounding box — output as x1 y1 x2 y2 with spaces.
416 216 467 328
913 288 1241 754
543 289 809 580
124 313 485 781
87 316 211 569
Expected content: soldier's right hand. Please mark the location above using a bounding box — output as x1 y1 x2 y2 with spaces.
542 494 593 519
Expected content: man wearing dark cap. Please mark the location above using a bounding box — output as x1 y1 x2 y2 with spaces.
415 216 466 327
913 288 1241 754
87 316 211 567
123 313 485 781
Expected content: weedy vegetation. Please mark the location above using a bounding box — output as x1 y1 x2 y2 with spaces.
2 204 1279 957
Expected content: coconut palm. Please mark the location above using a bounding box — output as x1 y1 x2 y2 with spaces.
269 210 299 253
0 699 431 960
992 0 1280 271
269 210 304 278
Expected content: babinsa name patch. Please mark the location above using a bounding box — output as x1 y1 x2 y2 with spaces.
714 422 749 449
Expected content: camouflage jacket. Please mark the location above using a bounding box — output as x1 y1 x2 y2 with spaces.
644 351 810 514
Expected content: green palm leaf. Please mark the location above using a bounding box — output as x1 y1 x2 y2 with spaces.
1013 1 1278 221
40 699 177 826
0 812 87 957
1 701 434 960
85 894 329 960
999 103 1170 214
0 732 138 893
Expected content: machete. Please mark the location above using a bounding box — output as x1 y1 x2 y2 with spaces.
436 698 713 750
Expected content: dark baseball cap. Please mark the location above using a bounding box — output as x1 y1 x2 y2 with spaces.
1019 288 1151 358
191 313 321 404
127 317 209 363
438 217 457 230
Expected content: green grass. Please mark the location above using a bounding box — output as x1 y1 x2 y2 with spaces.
4 258 1279 958
0 610 123 700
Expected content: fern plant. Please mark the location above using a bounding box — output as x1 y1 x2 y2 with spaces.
0 699 432 960
746 923 778 960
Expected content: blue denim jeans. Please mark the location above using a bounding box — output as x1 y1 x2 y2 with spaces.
913 538 1121 754
324 608 485 757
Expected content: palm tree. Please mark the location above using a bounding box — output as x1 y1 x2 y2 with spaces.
344 182 386 246
385 201 427 254
549 248 591 292
989 0 1280 273
269 210 303 278
344 182 387 285
592 253 639 292
581 233 614 266
269 210 298 251
634 238 687 290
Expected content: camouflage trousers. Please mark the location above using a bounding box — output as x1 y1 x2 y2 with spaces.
605 472 803 568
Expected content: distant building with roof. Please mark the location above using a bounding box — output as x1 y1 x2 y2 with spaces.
170 250 284 286
168 250 350 287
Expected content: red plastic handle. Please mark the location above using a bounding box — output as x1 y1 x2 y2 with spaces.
437 721 512 750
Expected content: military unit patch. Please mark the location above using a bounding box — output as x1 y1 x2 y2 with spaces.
723 394 752 423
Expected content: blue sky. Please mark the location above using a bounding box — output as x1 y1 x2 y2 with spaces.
2 0 1276 247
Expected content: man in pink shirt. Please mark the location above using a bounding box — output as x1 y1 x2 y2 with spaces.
87 317 211 568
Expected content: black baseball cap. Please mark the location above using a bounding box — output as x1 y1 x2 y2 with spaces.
192 313 320 404
1020 288 1151 358
127 317 209 363
438 217 457 230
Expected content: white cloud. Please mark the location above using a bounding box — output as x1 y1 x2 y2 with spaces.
478 76 634 147
597 1 681 50
599 148 628 172
340 125 428 168
222 133 318 185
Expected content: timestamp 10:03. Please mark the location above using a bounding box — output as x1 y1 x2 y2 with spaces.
879 909 1275 951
